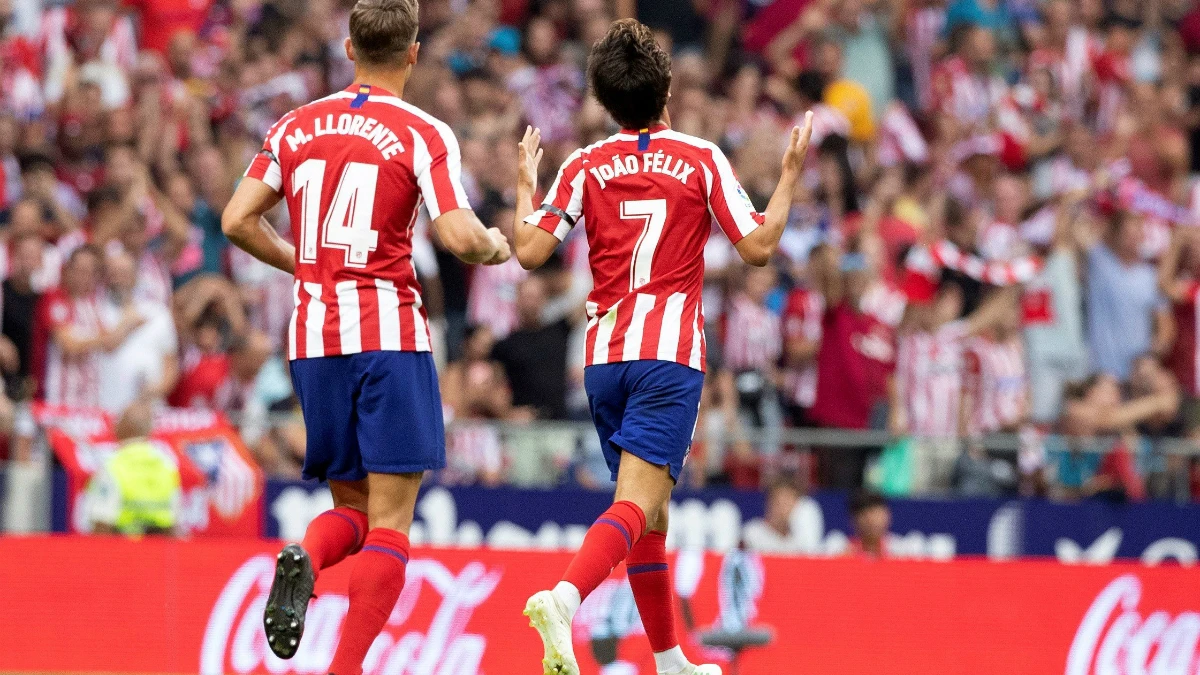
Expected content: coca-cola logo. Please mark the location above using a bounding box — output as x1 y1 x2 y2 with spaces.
201 554 502 675
1067 574 1200 675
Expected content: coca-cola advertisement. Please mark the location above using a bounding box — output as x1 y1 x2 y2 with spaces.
2 535 1200 674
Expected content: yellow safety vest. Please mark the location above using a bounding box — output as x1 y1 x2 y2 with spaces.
105 440 181 535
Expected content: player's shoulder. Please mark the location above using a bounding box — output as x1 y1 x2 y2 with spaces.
356 92 456 140
650 129 723 161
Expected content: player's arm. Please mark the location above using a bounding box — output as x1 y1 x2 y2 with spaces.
221 176 295 275
513 126 569 270
417 122 510 266
431 209 509 265
723 112 813 267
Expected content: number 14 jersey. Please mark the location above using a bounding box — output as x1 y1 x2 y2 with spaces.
244 84 470 360
525 124 764 372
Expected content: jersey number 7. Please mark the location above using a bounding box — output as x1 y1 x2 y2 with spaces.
622 198 667 291
294 159 380 269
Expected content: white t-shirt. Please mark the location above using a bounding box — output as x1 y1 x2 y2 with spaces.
98 298 178 414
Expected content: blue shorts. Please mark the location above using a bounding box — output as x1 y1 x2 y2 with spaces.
585 360 705 482
290 351 445 482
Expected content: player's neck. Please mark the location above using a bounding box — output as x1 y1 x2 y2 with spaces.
351 66 410 99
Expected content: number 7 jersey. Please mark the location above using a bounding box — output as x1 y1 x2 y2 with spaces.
243 84 470 360
525 124 764 372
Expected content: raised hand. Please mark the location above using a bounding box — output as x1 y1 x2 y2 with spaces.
782 110 814 177
517 125 544 194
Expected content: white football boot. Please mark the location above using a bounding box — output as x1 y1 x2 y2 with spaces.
524 590 579 675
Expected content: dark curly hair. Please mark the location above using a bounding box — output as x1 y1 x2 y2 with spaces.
586 19 671 130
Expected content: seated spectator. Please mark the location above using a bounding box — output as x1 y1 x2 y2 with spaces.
84 400 181 536
743 480 806 554
846 489 891 559
1058 372 1178 502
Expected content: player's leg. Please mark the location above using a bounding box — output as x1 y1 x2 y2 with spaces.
527 361 704 675
297 479 369 576
328 351 445 675
627 495 721 675
527 451 671 675
328 471 422 675
266 356 365 659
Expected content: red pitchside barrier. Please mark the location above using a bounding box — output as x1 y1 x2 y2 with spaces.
0 536 1199 674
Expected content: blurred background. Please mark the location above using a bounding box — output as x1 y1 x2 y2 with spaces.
3 0 1200 673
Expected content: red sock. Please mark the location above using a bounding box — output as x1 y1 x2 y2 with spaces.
563 501 646 601
626 531 679 653
301 507 368 577
329 528 409 675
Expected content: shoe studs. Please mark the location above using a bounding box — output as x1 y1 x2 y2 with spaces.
290 620 298 629
268 635 275 643
266 617 273 625
290 638 298 647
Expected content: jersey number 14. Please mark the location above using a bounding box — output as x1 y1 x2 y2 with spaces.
294 159 380 269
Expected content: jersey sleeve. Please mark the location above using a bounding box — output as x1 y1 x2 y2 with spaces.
704 145 764 245
412 119 472 220
523 150 585 242
243 113 295 193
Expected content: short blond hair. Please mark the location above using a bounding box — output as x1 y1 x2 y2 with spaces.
349 0 419 67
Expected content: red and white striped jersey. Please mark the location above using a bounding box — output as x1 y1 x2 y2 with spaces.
896 321 968 438
723 295 782 372
964 336 1026 434
467 257 529 340
244 84 470 360
781 287 823 408
40 290 106 409
931 56 1007 129
527 124 764 372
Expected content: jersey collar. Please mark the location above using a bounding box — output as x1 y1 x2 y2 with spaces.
344 83 397 98
619 123 669 135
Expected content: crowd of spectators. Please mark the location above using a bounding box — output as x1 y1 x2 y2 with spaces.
4 0 1200 502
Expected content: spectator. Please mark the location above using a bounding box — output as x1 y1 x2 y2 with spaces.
719 264 784 461
440 325 509 486
846 489 891 559
1084 209 1172 381
1 233 42 399
1059 372 1178 502
491 275 572 421
962 297 1027 437
1024 192 1089 425
37 245 142 408
97 249 178 414
743 480 807 554
780 273 824 427
84 400 181 536
809 246 896 489
893 283 1018 492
